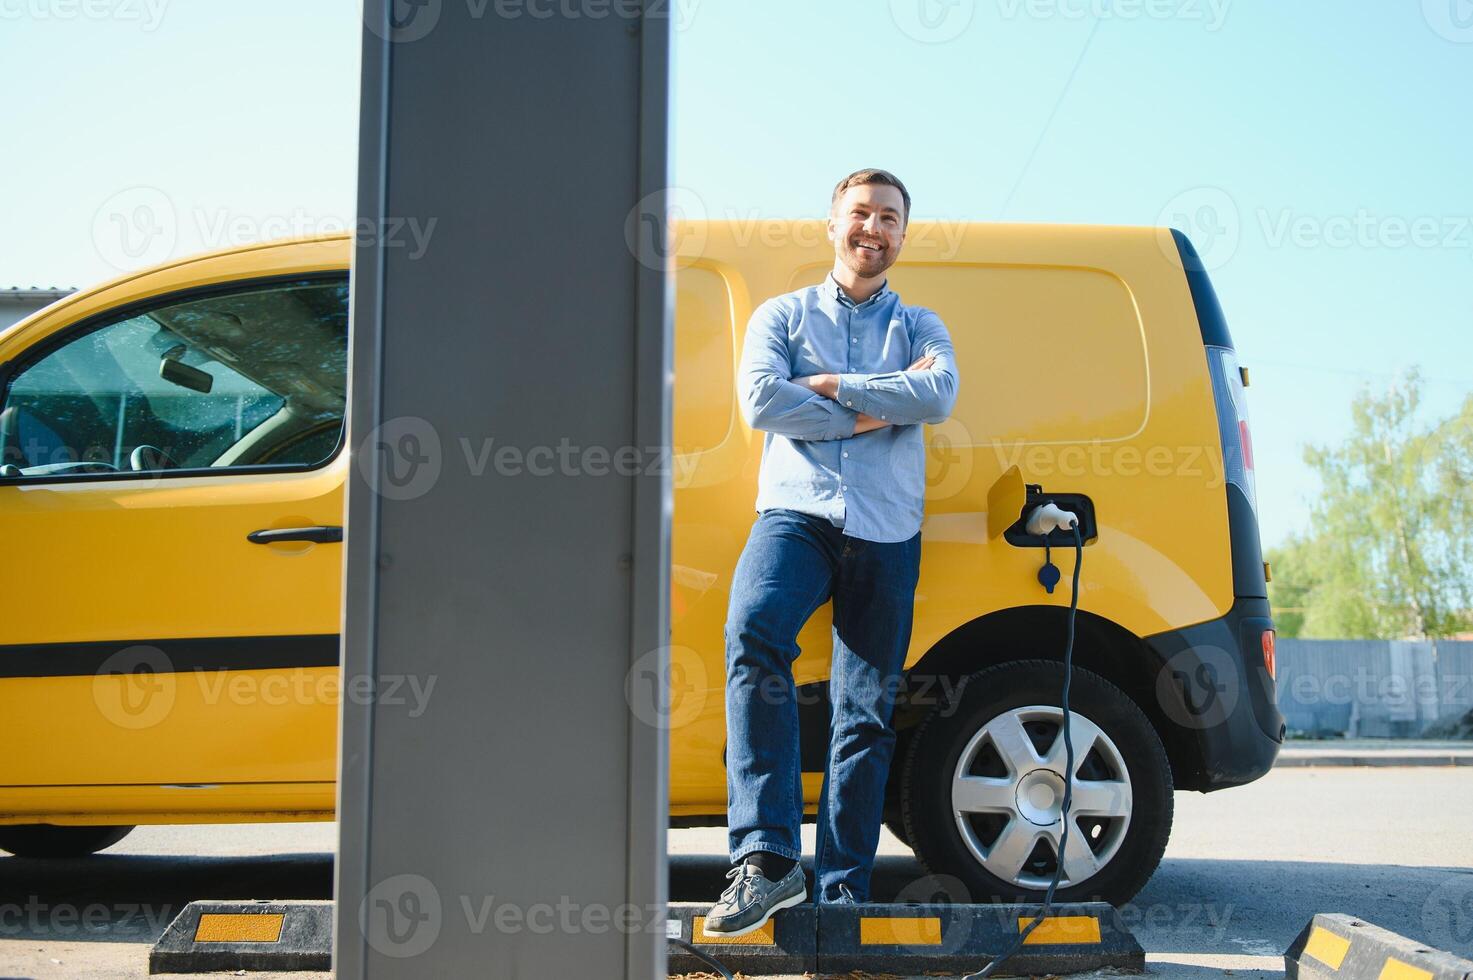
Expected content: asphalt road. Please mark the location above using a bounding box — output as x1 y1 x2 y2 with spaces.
1 767 1469 979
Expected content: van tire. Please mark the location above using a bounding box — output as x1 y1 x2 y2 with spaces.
899 660 1171 906
0 824 134 858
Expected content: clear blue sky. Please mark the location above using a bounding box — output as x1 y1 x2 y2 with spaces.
2 1 1470 548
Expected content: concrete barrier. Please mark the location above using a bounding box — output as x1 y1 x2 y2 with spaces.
668 900 1142 976
149 899 331 974
1285 912 1473 980
152 897 1146 976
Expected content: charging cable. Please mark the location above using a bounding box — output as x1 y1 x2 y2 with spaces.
963 508 1082 979
669 937 735 979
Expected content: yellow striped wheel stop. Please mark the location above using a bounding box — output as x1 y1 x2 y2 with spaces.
149 900 332 974
667 900 1141 975
667 902 817 973
1285 913 1473 980
818 900 1140 974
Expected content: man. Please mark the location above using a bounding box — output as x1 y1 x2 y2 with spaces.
706 169 960 936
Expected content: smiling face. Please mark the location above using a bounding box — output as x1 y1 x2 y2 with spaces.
827 181 908 281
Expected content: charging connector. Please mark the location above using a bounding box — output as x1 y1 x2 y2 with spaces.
1025 502 1079 537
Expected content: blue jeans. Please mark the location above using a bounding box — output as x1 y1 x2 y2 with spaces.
723 507 922 903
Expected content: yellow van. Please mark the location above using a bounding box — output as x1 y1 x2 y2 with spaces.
0 224 1280 906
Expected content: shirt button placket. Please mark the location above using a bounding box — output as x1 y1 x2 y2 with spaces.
845 307 857 408
841 306 850 501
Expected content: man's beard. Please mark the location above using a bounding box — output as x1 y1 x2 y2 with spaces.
840 241 892 279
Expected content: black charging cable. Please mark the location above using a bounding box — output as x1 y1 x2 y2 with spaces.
668 937 735 978
962 519 1083 979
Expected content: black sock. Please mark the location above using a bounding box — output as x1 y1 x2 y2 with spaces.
743 850 796 880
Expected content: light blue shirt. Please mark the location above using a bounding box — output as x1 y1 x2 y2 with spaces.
738 272 960 543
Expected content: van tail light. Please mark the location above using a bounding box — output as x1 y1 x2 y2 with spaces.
1207 345 1257 515
1261 628 1276 680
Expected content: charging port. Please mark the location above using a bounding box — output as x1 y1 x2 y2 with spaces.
1002 486 1098 548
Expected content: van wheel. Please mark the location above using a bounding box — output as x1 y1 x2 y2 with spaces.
0 824 134 858
899 660 1171 906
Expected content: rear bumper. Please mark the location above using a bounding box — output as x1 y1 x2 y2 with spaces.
1143 595 1285 791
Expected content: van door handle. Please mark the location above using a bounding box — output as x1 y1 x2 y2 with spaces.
247 525 343 545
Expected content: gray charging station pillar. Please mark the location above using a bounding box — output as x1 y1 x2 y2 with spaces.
336 3 671 976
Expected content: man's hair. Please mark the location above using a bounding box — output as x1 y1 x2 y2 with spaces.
830 168 912 224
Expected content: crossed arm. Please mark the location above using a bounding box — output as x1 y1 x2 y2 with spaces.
790 352 940 433
737 301 960 441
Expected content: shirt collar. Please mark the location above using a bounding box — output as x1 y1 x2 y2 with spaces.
826 271 891 310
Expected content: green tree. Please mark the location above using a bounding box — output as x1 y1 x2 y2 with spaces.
1267 370 1473 640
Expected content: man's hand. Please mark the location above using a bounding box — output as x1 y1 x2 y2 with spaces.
793 354 937 403
852 412 889 434
792 373 840 400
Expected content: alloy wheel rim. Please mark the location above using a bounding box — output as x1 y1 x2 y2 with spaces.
950 704 1133 890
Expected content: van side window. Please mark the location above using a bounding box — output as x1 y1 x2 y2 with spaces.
0 278 348 479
